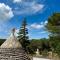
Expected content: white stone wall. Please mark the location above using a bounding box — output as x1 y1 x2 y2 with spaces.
33 57 50 60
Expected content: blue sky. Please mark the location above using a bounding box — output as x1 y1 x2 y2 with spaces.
0 0 60 39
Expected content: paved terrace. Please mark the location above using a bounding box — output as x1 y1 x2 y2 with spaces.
33 57 50 60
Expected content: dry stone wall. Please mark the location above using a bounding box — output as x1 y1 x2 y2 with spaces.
0 48 30 60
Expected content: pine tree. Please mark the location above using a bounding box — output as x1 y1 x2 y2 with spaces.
18 18 30 52
46 13 60 55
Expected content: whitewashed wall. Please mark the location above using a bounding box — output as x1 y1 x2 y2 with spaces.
33 57 50 60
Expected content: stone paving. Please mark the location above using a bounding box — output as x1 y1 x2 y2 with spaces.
33 57 50 60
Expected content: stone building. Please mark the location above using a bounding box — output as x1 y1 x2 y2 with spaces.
0 29 30 60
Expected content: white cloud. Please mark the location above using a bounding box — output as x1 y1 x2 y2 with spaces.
32 4 44 13
0 3 14 21
41 20 48 25
13 0 22 3
39 31 48 34
44 20 48 24
31 23 44 29
30 21 48 29
13 0 44 15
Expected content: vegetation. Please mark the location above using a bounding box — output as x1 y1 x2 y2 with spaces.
18 18 30 52
0 13 60 56
46 13 60 55
0 39 5 46
28 38 51 54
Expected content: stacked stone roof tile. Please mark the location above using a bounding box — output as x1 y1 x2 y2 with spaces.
0 29 30 60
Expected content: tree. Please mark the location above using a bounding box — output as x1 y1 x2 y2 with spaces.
46 13 60 55
18 18 30 52
0 39 5 46
28 38 51 54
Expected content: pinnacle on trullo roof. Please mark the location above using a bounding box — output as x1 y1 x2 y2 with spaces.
0 28 22 48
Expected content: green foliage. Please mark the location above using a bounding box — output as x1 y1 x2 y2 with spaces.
28 38 51 54
46 13 60 34
46 13 60 55
28 39 42 54
0 39 5 46
18 18 30 52
42 49 48 57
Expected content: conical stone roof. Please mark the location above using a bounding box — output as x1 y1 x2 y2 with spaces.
0 28 30 60
0 28 21 48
